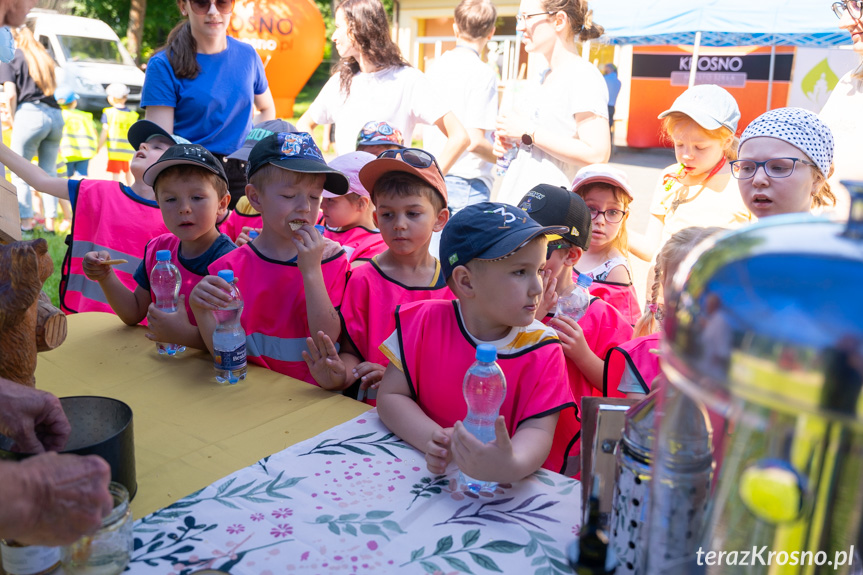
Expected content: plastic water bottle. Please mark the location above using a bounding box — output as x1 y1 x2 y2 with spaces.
212 270 247 384
459 343 507 493
556 274 593 322
495 144 518 176
149 250 185 356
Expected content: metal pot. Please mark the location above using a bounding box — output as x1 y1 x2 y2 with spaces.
0 396 136 499
651 188 863 574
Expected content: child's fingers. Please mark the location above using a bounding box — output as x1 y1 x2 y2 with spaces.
304 337 321 362
318 331 338 357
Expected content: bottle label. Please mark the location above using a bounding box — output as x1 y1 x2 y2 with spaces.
1 543 61 575
215 343 247 371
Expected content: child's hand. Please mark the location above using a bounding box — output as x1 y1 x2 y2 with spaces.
495 112 531 145
451 417 513 481
293 224 325 274
235 226 261 247
425 427 453 475
145 296 191 343
550 315 591 362
82 251 113 282
302 331 347 390
492 132 512 159
535 269 558 320
189 275 232 311
354 362 386 392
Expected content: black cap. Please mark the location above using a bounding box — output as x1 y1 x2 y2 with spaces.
517 184 592 251
440 201 568 281
127 120 190 151
246 132 349 195
143 144 228 187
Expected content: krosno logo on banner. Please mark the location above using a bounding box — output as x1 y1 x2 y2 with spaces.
671 56 747 88
228 0 326 116
679 56 745 72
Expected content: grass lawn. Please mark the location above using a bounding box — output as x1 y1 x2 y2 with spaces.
24 227 69 309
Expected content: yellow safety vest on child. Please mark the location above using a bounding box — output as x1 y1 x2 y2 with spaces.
102 107 139 161
60 108 98 163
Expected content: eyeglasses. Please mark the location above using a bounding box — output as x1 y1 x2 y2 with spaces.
832 1 863 19
546 242 570 260
516 11 554 24
377 148 442 176
729 158 817 180
589 207 627 223
188 0 235 15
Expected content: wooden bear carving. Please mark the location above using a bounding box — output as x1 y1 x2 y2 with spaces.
0 238 67 386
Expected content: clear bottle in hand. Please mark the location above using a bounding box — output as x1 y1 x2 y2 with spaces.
556 274 593 322
212 270 247 384
149 249 185 356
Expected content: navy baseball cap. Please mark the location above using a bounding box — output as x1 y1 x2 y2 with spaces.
246 132 349 195
440 202 568 281
143 143 228 187
227 119 298 162
517 184 592 251
127 120 191 151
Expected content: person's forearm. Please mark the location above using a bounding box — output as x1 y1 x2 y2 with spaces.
469 135 497 165
532 121 610 167
571 351 604 392
435 113 470 175
191 310 217 356
97 275 146 326
377 393 441 453
0 143 69 200
627 230 659 262
505 425 556 482
169 321 207 351
303 271 341 342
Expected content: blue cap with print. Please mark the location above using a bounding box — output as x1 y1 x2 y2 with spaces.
246 132 349 195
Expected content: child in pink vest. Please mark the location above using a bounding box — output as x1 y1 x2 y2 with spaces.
303 147 454 403
605 226 723 398
191 132 350 385
0 120 187 315
320 151 387 268
81 144 235 351
377 202 580 478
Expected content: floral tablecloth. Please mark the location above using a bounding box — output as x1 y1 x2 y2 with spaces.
128 410 581 574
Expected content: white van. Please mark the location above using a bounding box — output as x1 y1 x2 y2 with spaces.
26 10 145 113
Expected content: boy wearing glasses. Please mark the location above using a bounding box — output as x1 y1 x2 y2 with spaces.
376 202 580 479
190 132 350 385
303 148 453 403
518 185 632 396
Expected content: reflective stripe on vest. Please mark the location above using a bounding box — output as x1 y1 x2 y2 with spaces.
246 332 339 363
70 240 141 276
103 108 138 161
61 109 98 162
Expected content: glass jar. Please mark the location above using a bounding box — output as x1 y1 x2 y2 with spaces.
0 540 61 575
62 482 133 575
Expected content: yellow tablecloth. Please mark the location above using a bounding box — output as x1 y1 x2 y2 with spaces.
34 312 369 518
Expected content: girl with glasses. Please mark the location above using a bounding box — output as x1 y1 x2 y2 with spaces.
735 107 835 218
494 0 610 207
141 0 276 209
297 0 469 175
570 164 641 326
629 84 751 264
818 0 863 218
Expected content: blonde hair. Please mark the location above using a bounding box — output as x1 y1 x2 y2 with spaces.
811 165 837 209
575 182 631 255
12 27 56 96
454 0 497 40
541 0 604 42
661 112 738 162
632 226 724 338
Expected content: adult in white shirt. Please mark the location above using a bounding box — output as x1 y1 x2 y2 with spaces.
494 0 610 206
819 0 863 218
297 0 468 175
424 0 499 214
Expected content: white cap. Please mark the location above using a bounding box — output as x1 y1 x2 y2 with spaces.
571 163 634 201
658 84 741 134
105 83 130 100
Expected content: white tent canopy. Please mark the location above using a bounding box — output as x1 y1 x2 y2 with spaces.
591 0 849 47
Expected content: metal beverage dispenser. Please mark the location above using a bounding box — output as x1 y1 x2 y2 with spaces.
648 188 863 574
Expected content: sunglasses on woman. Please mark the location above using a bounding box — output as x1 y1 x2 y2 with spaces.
188 0 235 16
377 148 443 175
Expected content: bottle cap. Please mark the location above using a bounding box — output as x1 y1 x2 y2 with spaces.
155 250 171 262
475 343 497 363
314 224 326 235
217 270 234 283
249 230 259 239
576 274 593 288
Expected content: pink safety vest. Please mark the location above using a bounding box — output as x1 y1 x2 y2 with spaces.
209 243 349 384
396 300 579 475
142 234 203 326
603 332 660 397
60 180 169 315
589 280 642 326
323 226 387 265
220 209 263 242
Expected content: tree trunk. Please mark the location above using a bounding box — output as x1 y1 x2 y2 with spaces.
127 0 148 65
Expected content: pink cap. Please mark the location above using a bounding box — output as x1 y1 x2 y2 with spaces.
323 151 377 198
570 163 634 201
